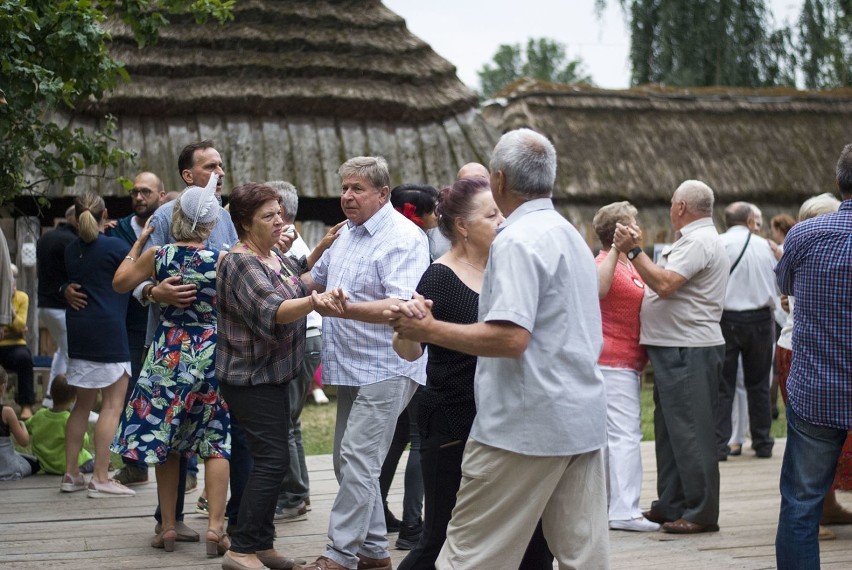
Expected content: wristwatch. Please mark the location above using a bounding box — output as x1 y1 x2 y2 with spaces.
626 247 643 261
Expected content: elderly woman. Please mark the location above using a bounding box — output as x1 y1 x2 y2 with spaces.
592 201 657 532
0 263 35 420
112 182 231 557
217 182 345 570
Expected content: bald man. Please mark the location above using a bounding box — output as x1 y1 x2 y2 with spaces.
457 162 489 180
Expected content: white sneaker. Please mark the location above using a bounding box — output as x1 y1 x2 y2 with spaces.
609 517 661 532
87 478 136 498
312 388 329 405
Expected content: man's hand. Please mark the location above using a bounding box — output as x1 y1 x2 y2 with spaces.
385 293 435 342
154 276 197 308
311 287 348 316
64 283 87 310
613 222 642 252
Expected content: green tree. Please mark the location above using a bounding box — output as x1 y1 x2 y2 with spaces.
797 0 851 88
601 0 796 87
0 0 234 204
477 38 592 99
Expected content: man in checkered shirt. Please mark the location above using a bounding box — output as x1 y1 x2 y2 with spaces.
774 143 852 570
301 156 429 570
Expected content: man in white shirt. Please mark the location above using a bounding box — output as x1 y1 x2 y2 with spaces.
716 202 777 461
389 129 610 569
613 180 729 534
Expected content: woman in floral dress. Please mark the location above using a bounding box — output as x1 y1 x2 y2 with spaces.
112 183 230 557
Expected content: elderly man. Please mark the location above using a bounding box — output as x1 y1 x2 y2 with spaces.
715 201 777 461
300 157 429 570
614 180 729 534
110 172 167 487
389 129 610 570
774 144 852 569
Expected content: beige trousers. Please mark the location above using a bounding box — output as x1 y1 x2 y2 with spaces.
436 439 610 570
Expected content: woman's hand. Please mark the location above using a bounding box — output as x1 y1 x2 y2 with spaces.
307 221 347 270
613 222 642 252
311 287 347 316
137 219 155 248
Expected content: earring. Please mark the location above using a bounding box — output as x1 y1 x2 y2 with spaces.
463 235 468 243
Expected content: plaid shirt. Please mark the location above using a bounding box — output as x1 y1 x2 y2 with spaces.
311 203 429 387
776 199 852 429
215 252 306 387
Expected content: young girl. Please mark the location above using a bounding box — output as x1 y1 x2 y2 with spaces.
0 367 38 480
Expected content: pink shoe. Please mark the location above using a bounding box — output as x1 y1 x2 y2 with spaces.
60 473 87 493
87 478 136 498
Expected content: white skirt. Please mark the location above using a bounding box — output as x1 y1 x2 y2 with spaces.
67 359 131 389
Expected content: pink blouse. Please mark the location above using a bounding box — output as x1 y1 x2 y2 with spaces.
596 251 648 372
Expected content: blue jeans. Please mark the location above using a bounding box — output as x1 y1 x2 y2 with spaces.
776 406 846 570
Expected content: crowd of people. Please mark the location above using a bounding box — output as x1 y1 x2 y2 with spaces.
0 131 849 570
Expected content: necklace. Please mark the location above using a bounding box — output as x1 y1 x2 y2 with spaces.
453 254 485 273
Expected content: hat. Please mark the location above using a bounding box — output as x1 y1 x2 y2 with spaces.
180 174 220 231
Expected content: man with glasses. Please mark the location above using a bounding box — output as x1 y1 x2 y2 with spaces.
108 172 166 487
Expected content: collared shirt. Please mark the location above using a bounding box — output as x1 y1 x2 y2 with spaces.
311 202 428 387
641 217 729 347
776 200 852 430
470 198 606 456
216 252 306 387
720 225 777 311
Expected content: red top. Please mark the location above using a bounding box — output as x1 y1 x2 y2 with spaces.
596 251 648 372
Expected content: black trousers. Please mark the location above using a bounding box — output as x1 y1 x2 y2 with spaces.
221 382 290 553
0 344 34 406
716 308 775 457
397 408 552 570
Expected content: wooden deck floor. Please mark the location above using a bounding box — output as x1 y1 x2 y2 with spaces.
1 440 850 569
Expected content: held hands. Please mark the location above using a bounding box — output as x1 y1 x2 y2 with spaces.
311 287 347 316
613 222 642 252
384 292 434 342
64 283 88 310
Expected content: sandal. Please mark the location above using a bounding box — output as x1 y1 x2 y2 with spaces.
196 495 209 515
151 527 177 552
206 528 230 557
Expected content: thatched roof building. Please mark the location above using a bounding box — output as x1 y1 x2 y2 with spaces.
53 0 496 199
483 81 852 244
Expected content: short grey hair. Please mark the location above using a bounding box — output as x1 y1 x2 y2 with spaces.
489 128 556 198
798 192 840 221
339 156 390 191
265 180 299 222
171 196 217 242
674 180 714 216
593 201 638 248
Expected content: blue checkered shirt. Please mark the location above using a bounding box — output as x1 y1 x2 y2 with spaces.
311 203 429 387
775 199 852 429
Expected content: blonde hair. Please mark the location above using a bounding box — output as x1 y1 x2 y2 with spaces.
74 192 106 243
798 193 840 221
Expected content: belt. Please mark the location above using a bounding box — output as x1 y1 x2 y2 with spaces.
722 307 771 316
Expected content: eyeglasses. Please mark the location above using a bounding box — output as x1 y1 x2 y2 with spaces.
130 188 154 197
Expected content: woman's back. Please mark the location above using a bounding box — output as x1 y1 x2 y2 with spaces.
155 245 218 328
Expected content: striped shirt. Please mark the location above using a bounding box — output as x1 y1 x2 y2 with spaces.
311 203 429 387
775 199 852 430
215 252 306 387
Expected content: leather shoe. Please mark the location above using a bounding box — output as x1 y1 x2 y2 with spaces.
155 520 199 542
662 518 719 534
642 508 672 525
755 448 773 458
296 557 348 570
357 554 392 570
257 548 306 569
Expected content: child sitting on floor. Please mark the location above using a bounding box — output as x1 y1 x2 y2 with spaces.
26 375 94 475
0 367 39 479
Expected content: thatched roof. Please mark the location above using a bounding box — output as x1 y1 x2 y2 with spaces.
51 0 495 198
484 80 852 206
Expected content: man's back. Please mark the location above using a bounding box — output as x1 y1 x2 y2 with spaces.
37 224 76 308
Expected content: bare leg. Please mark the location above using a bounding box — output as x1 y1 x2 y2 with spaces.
156 454 182 531
205 457 229 533
65 388 97 476
91 374 128 482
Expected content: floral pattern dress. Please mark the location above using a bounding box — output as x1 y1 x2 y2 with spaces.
112 245 230 464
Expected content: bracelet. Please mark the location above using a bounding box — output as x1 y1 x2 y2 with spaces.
145 285 156 303
125 255 135 261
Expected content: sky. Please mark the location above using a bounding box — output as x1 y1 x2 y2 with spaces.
384 0 804 91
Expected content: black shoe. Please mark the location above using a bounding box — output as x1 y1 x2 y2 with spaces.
384 508 401 533
755 448 773 458
395 520 422 550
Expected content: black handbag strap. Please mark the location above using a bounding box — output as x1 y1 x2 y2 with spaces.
729 231 752 274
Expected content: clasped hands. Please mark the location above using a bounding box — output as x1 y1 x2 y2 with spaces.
311 287 347 316
384 292 434 342
613 222 642 252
